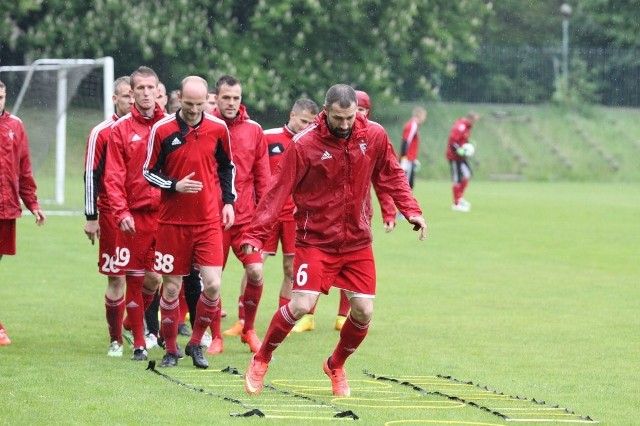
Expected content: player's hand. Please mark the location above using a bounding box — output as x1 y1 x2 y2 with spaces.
177 172 203 193
84 220 100 245
120 215 136 233
383 221 396 233
241 243 259 255
408 215 427 241
32 209 46 226
221 204 234 231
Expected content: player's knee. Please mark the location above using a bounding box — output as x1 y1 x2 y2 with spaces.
245 264 263 283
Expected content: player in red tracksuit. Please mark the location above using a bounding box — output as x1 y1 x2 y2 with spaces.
242 84 427 397
262 99 319 312
104 66 166 361
143 76 236 368
0 80 47 346
83 76 133 356
446 111 479 212
399 107 427 189
292 91 399 334
211 75 271 355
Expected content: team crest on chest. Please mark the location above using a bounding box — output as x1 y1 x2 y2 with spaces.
8 130 14 141
359 142 367 155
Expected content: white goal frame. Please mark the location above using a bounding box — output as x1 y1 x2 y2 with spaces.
0 57 114 205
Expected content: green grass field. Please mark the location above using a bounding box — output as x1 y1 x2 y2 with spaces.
1 179 637 424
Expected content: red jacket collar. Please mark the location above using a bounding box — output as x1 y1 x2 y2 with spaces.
213 104 250 127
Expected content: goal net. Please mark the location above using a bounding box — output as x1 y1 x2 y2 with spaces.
0 57 114 206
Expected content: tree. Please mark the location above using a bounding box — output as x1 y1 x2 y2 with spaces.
1 0 490 111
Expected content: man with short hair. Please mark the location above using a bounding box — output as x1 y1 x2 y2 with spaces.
104 66 166 361
83 76 134 356
241 84 427 397
260 99 318 312
212 75 270 355
0 80 47 346
143 75 236 368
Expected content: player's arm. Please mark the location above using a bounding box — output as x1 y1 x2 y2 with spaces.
143 124 179 191
104 126 134 231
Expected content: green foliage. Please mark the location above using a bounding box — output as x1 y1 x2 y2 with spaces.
2 0 489 111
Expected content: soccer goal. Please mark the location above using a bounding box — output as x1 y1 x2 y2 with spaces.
0 57 114 206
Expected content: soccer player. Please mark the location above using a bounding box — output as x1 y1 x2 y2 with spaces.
204 88 216 114
0 80 47 346
104 66 166 361
447 111 479 212
167 90 181 114
241 84 427 397
212 75 270 355
143 75 236 368
399 106 427 189
156 82 168 111
83 76 134 356
291 90 398 333
260 98 319 312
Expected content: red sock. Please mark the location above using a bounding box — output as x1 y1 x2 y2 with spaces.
460 178 469 197
278 296 290 307
189 293 219 346
160 296 180 354
125 274 145 348
330 315 370 369
337 291 350 317
452 184 463 204
179 284 188 324
105 295 125 344
142 287 156 311
242 278 263 332
210 306 222 340
255 304 297 363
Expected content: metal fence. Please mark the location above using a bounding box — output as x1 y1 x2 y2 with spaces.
438 45 640 107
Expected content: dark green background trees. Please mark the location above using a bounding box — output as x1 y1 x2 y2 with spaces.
1 0 638 109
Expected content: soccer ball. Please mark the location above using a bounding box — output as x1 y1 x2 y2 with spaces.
461 143 475 157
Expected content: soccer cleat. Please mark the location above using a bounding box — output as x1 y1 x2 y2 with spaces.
291 314 315 333
131 347 148 361
451 203 470 212
107 341 123 357
185 343 208 369
244 355 269 395
240 329 262 353
0 328 11 346
201 331 212 349
206 337 224 355
459 198 471 208
323 358 350 397
177 323 192 336
334 315 347 331
159 352 179 367
145 333 158 349
223 320 244 336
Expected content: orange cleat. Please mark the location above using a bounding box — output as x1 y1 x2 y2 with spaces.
240 329 262 353
323 358 350 397
244 355 269 395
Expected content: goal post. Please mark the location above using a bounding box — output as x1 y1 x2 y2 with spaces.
0 57 114 205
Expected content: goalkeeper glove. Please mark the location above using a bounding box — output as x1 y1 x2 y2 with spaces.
399 156 412 175
456 147 465 156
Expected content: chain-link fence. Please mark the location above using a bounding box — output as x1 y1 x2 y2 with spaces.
438 45 640 107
